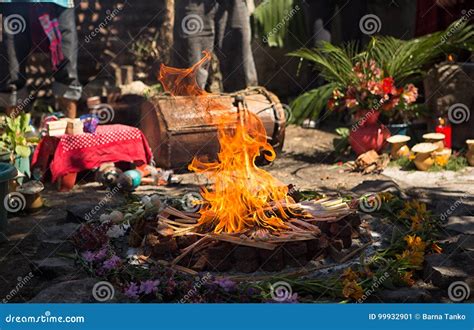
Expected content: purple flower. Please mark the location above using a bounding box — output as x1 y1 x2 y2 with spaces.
94 246 108 260
81 251 95 263
214 278 236 292
139 280 160 295
124 282 140 299
102 255 121 270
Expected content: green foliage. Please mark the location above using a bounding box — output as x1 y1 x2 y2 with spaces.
289 83 336 123
0 113 33 159
252 0 307 48
288 19 474 124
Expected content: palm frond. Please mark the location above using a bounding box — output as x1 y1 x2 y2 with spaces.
252 0 307 48
288 42 357 84
289 83 338 124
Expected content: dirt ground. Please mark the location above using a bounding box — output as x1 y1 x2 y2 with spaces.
0 125 472 302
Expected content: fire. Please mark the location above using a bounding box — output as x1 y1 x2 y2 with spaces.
159 51 292 234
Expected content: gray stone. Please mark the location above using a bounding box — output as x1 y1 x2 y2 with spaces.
351 179 402 196
444 216 474 235
424 252 474 289
29 278 124 303
376 287 432 303
37 223 80 243
31 257 76 279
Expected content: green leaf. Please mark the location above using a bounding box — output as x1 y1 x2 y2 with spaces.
15 145 31 158
252 0 307 48
289 83 337 124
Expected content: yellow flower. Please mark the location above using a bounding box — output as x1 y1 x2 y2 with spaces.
401 271 415 286
342 268 359 282
410 214 424 230
431 243 443 254
342 280 364 300
396 250 424 267
405 235 426 252
378 192 394 202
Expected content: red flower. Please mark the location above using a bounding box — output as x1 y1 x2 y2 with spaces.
381 77 394 94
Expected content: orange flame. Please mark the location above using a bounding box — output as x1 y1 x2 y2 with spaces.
159 51 292 234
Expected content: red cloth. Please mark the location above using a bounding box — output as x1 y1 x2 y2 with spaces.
32 124 153 182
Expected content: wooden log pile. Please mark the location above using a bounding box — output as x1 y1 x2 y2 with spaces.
128 197 361 273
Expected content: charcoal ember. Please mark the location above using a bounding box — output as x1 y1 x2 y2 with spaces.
327 243 345 261
315 221 330 234
192 254 209 271
287 184 303 202
337 223 353 238
206 243 234 271
329 223 340 235
128 217 146 247
233 246 258 260
145 233 160 246
207 243 233 259
346 214 362 229
306 238 322 260
329 239 344 251
234 258 260 273
152 238 178 258
259 247 285 272
341 235 352 249
156 224 174 237
319 235 329 249
176 235 198 249
283 242 307 267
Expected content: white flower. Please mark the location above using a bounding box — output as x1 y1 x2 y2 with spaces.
107 224 126 238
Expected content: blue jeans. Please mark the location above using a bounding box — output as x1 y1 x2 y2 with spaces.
0 3 81 108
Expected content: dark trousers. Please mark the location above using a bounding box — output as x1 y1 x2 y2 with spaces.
173 0 258 92
0 3 81 107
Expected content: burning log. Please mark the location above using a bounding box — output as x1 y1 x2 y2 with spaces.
133 53 363 272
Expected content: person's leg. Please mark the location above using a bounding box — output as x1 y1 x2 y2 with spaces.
52 6 81 118
172 0 217 89
217 0 257 92
0 4 32 117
